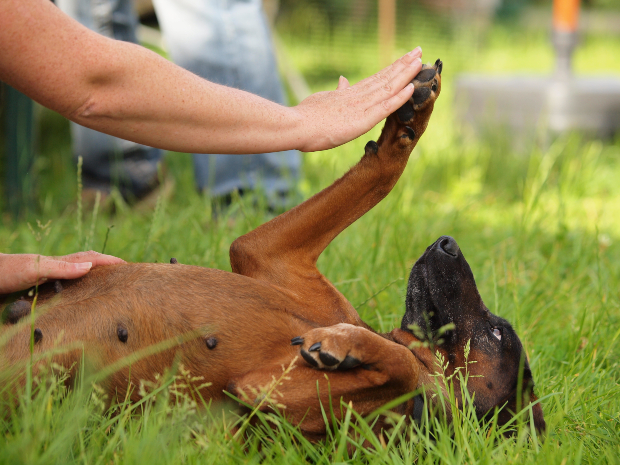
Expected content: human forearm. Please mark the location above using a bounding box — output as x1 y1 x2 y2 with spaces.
0 0 298 153
73 43 424 154
1 0 422 154
67 39 305 154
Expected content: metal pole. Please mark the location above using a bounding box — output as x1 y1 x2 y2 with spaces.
552 0 580 80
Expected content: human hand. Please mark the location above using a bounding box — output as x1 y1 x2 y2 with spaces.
0 251 125 295
293 47 423 152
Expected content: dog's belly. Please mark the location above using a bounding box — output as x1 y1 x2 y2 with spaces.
1 264 327 402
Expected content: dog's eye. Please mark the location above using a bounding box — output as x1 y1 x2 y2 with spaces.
492 327 502 341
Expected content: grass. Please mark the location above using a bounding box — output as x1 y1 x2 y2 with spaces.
2 14 620 465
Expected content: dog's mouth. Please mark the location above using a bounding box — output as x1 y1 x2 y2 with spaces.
401 236 483 344
398 236 546 432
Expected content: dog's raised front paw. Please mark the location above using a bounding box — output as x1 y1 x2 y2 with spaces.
293 323 371 371
396 59 442 124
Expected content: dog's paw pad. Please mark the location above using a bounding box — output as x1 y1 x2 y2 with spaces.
396 102 415 123
319 351 340 366
301 349 319 367
410 59 442 109
365 140 379 155
338 355 361 370
394 59 442 125
415 68 437 83
412 87 432 106
300 344 361 371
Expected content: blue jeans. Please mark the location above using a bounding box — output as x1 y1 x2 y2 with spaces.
57 0 163 199
58 0 300 200
153 0 300 198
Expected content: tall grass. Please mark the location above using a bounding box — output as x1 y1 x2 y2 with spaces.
2 18 620 465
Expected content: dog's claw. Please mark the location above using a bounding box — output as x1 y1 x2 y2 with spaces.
308 342 322 352
405 126 416 140
170 258 178 264
54 280 63 293
291 336 304 346
33 328 43 344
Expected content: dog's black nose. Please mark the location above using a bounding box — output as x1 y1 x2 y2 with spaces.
434 236 460 257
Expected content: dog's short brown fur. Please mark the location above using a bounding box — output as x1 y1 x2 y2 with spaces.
1 60 545 439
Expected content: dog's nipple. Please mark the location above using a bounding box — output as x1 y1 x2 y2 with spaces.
205 337 218 350
117 326 129 343
34 328 43 344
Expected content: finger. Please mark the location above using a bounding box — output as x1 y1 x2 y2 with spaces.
366 83 415 121
358 57 421 115
58 251 126 268
351 59 420 116
337 75 350 90
0 252 124 294
37 256 93 280
3 256 94 293
356 47 422 92
383 56 423 95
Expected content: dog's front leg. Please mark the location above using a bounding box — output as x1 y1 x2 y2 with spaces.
229 324 420 440
229 61 443 324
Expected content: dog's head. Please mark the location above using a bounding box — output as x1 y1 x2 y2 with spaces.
399 236 545 432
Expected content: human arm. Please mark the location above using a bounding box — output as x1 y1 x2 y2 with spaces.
0 252 126 294
0 0 423 154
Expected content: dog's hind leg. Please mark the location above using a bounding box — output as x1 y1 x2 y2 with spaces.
230 61 442 325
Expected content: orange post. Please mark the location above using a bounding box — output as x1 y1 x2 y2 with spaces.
378 0 396 68
553 0 581 33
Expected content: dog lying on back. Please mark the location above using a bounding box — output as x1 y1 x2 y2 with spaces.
1 60 545 439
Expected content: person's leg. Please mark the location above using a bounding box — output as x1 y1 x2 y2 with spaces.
56 0 163 200
153 0 300 205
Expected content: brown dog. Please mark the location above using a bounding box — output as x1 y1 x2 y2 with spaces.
1 60 545 439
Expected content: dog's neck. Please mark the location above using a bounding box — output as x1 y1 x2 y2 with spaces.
385 328 454 422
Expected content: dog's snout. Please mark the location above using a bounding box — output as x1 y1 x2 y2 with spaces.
434 236 460 257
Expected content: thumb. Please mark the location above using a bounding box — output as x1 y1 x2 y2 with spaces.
38 257 93 280
337 75 350 90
